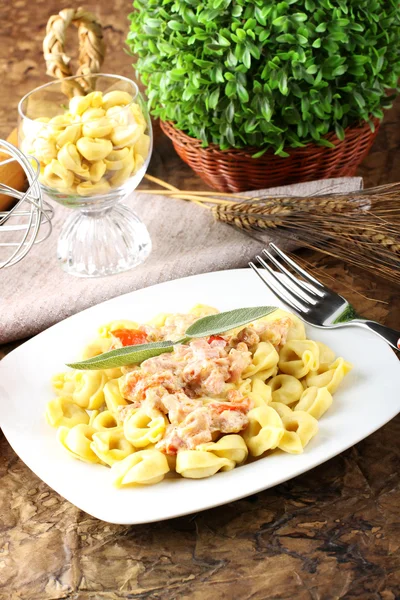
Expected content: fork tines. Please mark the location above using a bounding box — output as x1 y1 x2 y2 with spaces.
249 243 325 314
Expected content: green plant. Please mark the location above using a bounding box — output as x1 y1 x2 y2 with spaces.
128 0 400 155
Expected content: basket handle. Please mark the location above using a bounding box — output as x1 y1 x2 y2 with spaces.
43 7 105 97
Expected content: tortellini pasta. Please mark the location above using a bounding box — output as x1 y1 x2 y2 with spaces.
197 435 248 464
176 450 235 479
305 357 353 394
146 313 171 328
76 137 113 161
123 408 167 448
43 159 74 190
76 179 111 196
21 89 150 196
103 379 129 413
91 429 134 466
269 402 319 454
278 340 320 378
46 306 352 488
188 304 220 318
52 370 107 410
296 386 333 420
243 405 285 456
91 410 119 431
242 341 279 380
57 424 100 463
246 378 272 408
269 374 304 405
112 450 170 487
316 342 336 368
81 336 113 359
45 396 89 428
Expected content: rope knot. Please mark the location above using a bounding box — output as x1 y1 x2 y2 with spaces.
43 6 105 96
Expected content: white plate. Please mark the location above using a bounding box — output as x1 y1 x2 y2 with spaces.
1 269 399 524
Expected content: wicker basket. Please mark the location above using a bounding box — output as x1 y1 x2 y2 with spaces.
160 118 380 192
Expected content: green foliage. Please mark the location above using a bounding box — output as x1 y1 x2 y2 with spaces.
127 0 400 154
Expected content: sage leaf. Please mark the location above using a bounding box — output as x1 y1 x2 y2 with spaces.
67 340 176 371
66 306 278 371
185 306 277 338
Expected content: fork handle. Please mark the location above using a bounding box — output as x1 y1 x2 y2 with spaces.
352 319 400 351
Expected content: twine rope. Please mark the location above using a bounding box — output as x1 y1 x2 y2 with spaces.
43 7 105 96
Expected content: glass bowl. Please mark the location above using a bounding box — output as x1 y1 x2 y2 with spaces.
18 74 152 277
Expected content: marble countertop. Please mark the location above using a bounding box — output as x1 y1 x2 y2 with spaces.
1 1 399 598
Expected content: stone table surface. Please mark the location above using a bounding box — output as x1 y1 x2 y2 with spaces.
0 1 399 599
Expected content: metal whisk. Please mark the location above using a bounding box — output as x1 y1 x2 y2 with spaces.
0 140 53 268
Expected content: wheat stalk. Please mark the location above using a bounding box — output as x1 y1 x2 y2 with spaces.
142 176 400 285
214 184 400 284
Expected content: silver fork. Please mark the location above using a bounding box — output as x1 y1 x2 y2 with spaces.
249 243 400 351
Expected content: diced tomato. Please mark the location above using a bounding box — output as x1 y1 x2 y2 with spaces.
208 335 225 344
208 398 251 415
165 443 179 455
112 328 148 347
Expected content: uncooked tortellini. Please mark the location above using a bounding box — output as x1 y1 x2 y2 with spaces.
21 89 150 196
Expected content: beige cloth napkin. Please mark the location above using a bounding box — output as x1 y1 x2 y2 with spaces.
0 177 362 343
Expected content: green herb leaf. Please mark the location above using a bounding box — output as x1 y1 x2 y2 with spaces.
334 122 345 141
67 340 177 371
237 83 249 103
252 148 268 158
209 88 220 109
167 20 186 32
185 306 277 338
67 306 278 370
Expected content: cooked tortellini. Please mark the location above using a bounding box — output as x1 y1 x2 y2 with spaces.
52 370 107 410
269 402 319 454
305 357 353 394
103 379 129 413
278 340 320 378
296 386 333 420
112 450 170 486
21 89 150 196
197 435 248 464
91 410 119 431
176 450 235 479
242 341 279 380
246 378 272 408
46 306 352 488
243 405 285 456
124 408 167 448
57 424 100 463
45 396 89 428
91 429 134 466
269 374 304 405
